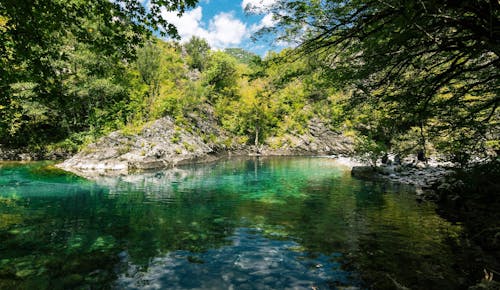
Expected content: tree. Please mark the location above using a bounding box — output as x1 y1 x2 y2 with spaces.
263 0 499 161
0 0 199 146
136 41 162 119
203 52 239 99
184 36 210 71
238 79 276 146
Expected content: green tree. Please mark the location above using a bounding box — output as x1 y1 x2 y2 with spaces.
184 36 210 71
237 79 276 146
203 52 239 99
263 0 500 161
0 0 199 146
136 41 162 119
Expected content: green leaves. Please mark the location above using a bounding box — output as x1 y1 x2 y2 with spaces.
265 0 500 162
203 51 239 98
184 36 210 71
0 0 200 146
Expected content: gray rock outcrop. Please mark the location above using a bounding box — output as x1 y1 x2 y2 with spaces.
57 114 354 176
261 118 353 156
57 117 215 176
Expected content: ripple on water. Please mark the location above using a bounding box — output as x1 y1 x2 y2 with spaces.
115 228 361 290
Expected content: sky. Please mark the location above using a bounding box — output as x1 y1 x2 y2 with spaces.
160 0 279 56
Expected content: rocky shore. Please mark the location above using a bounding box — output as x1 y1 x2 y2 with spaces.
351 158 500 289
0 146 71 161
351 160 456 201
53 115 353 177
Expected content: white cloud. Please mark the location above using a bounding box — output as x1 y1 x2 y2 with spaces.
250 12 276 32
207 12 247 47
241 0 277 13
162 7 248 49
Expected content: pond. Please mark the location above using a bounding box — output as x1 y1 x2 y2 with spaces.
0 157 464 289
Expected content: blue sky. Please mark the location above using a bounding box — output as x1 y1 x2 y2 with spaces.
161 0 279 55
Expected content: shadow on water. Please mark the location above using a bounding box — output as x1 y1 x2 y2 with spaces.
0 157 465 289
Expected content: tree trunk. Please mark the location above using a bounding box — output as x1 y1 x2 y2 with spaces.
254 126 259 147
419 122 427 163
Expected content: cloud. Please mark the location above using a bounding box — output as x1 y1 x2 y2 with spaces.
250 12 276 32
208 12 247 47
162 7 247 49
241 0 277 13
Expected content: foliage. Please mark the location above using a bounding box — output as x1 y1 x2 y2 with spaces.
210 48 336 146
136 41 162 108
203 51 240 99
353 135 387 167
0 0 199 147
0 0 353 154
263 0 499 162
184 36 210 71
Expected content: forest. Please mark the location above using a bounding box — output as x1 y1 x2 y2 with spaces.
1 0 497 167
1 0 500 288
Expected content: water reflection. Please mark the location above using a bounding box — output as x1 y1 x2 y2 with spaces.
0 158 463 289
116 228 356 290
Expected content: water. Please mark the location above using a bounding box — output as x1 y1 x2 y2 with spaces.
0 157 463 289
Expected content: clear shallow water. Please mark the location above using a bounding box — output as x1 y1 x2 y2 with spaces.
0 158 463 289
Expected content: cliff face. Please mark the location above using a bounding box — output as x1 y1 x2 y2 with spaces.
57 117 216 175
260 118 353 156
57 114 353 176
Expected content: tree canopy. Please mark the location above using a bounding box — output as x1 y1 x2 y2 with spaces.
1 0 498 165
0 0 198 146
263 0 499 161
184 36 211 71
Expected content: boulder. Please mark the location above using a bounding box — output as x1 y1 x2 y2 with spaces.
415 161 427 169
57 117 214 176
351 166 378 179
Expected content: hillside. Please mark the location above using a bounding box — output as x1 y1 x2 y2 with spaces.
58 106 353 176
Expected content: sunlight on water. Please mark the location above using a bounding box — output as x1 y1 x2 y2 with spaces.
0 157 462 289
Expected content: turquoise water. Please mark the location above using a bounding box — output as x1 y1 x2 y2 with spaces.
0 158 463 289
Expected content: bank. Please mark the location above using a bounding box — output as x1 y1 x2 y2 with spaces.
1 116 499 288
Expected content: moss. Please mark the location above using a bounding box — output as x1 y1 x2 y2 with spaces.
121 123 144 137
183 142 195 152
171 131 181 144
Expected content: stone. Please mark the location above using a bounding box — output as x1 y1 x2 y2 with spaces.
57 117 213 176
56 114 355 177
351 166 378 179
415 161 427 169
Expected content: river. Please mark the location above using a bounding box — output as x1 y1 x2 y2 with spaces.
0 157 465 289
